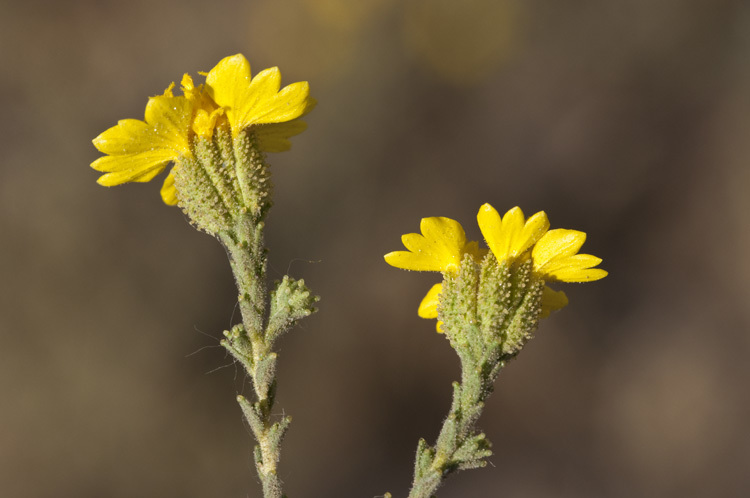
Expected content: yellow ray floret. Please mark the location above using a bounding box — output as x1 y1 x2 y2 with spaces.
255 121 309 152
159 172 178 206
205 54 317 137
532 229 607 282
539 286 569 318
91 92 192 188
384 216 485 273
418 283 444 333
477 204 549 264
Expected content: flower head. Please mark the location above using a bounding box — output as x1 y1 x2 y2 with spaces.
91 54 315 205
385 203 607 332
384 216 486 273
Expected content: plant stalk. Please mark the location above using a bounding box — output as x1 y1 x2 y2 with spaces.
220 215 287 498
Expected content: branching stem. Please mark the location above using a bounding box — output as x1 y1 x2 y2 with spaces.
220 216 287 498
407 350 501 498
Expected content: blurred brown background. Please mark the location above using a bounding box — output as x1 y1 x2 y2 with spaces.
2 0 749 496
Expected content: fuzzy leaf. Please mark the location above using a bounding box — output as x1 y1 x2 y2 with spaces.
266 276 318 342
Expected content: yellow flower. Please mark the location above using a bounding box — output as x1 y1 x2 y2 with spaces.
384 216 486 273
386 204 607 331
477 203 607 283
91 54 315 205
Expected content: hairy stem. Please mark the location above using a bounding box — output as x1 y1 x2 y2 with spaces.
220 215 287 498
214 134 319 498
408 351 500 498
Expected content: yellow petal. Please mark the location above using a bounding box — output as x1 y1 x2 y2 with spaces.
401 232 429 253
498 206 525 258
93 119 155 155
546 263 608 282
90 147 177 172
91 94 193 187
160 172 178 205
205 54 252 125
542 254 603 276
250 81 313 125
390 251 454 272
417 284 444 333
539 286 568 318
419 217 467 272
477 203 506 261
532 229 587 273
515 210 549 257
420 216 466 245
244 66 283 113
93 97 191 155
418 283 442 318
254 120 308 152
205 54 314 136
389 228 440 268
384 250 440 272
531 229 606 282
385 217 469 272
141 96 193 155
92 152 174 186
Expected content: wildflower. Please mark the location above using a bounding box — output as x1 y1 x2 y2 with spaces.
91 54 316 205
386 204 606 332
395 205 607 495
